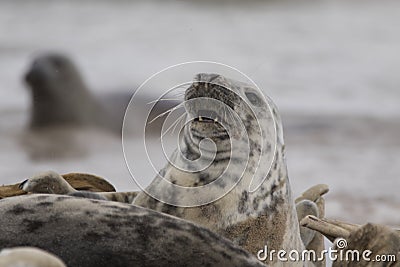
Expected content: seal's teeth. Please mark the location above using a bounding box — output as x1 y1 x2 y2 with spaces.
199 116 203 121
214 117 218 122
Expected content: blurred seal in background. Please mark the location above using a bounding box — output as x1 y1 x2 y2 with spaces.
24 53 177 134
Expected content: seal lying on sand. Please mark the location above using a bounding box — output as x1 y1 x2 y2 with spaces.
0 172 115 199
0 194 264 267
20 171 137 203
24 53 176 133
18 171 328 265
9 176 400 266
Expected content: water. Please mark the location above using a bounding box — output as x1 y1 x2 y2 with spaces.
0 0 399 225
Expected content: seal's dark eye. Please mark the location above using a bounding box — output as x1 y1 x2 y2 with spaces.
245 92 262 106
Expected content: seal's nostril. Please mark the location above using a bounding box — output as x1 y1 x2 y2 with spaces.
19 179 28 190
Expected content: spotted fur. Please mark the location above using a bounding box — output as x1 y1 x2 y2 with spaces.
0 194 264 267
133 74 306 265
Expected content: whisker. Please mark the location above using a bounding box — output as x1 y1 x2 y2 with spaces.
160 113 186 139
148 102 184 124
167 83 190 96
146 83 188 106
179 112 186 134
147 98 182 105
170 91 186 98
172 114 186 135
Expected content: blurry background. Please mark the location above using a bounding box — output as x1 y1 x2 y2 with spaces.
0 0 399 225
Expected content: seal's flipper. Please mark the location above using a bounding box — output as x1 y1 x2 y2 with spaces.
295 184 329 204
332 223 400 267
296 184 329 267
295 184 329 247
296 199 319 247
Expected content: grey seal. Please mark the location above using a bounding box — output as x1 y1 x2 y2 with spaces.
301 216 400 266
20 170 137 202
0 172 116 199
132 73 310 265
0 194 264 267
24 53 176 134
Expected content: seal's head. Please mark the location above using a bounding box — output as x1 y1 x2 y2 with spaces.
19 170 74 195
179 73 277 189
25 54 85 94
25 53 104 128
186 74 267 131
184 73 274 144
134 73 280 206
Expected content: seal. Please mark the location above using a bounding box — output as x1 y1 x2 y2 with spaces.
20 171 79 195
19 171 108 201
24 53 177 134
0 172 115 199
8 175 326 265
132 73 306 263
18 74 316 264
20 170 137 203
0 247 66 267
0 194 264 267
3 73 322 265
301 216 400 266
25 53 113 130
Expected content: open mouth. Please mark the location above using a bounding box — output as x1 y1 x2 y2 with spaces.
193 110 222 123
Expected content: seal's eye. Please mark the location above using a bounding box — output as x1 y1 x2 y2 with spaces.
245 92 262 106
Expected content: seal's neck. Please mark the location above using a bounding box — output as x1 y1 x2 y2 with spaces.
242 103 304 254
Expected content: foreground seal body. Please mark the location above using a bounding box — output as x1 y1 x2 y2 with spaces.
133 73 305 262
24 53 176 133
0 194 263 267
